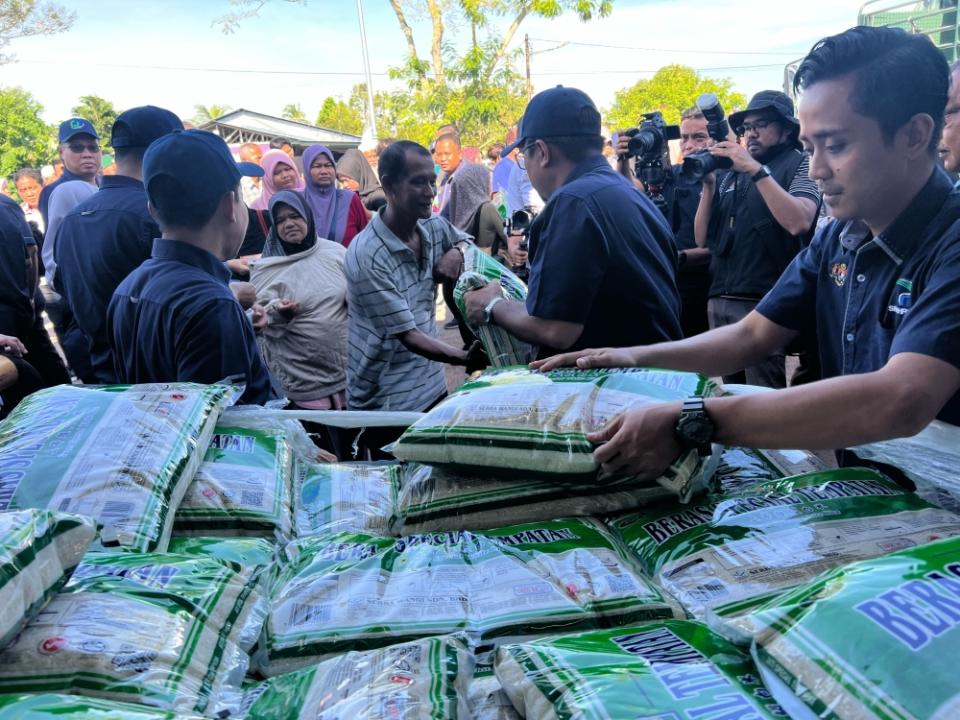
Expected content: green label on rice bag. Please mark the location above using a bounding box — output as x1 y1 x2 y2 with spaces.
264 517 682 675
0 692 199 718
495 621 783 720
0 383 233 552
293 461 399 538
727 535 960 720
238 635 472 719
173 425 294 539
607 467 960 619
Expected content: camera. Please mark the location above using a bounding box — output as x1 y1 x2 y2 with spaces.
510 209 536 253
680 93 733 182
622 112 680 216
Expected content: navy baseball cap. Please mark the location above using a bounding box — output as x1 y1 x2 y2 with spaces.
58 117 99 143
501 86 601 158
143 130 263 211
111 106 183 149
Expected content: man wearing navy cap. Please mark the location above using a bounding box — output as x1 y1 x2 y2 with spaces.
464 86 682 357
38 117 101 226
107 130 276 405
55 106 183 383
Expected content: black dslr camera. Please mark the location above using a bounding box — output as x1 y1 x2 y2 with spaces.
622 111 681 216
506 208 537 280
680 93 732 181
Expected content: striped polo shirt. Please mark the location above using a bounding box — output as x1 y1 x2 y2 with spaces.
345 210 468 411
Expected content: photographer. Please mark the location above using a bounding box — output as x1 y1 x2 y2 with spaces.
694 91 820 388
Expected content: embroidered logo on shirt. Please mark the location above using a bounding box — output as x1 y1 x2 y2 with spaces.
829 262 848 287
888 278 913 316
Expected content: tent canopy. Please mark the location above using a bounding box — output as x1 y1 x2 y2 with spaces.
199 109 361 153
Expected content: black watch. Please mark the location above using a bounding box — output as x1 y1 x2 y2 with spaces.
675 397 714 457
751 165 771 183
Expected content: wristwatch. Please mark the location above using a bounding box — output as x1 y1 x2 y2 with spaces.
751 165 771 183
482 296 504 325
675 397 715 457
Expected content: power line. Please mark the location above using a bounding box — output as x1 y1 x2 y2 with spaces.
530 37 801 57
13 58 391 76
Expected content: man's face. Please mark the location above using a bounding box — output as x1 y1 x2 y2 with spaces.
59 133 102 177
679 116 712 157
799 74 904 225
940 70 960 172
435 138 461 174
239 144 263 165
226 186 249 258
15 176 42 207
386 151 437 220
738 112 786 158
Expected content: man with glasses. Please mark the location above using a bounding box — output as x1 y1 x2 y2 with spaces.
694 90 821 388
38 118 102 227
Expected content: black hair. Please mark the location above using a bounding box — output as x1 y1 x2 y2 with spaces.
486 143 505 161
378 140 432 187
13 168 42 185
150 177 238 230
794 25 948 153
435 132 461 148
539 135 604 164
114 147 146 164
270 136 292 149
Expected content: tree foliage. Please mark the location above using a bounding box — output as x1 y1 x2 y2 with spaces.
315 97 363 136
282 103 306 122
71 95 119 146
192 104 232 125
606 64 747 130
0 86 52 178
0 0 75 64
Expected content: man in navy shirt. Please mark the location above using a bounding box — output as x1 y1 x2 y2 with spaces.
108 130 275 405
535 27 960 478
56 106 183 383
38 118 101 226
463 86 682 358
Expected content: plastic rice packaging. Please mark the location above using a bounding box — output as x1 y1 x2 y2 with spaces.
293 461 399 538
166 535 277 579
495 621 784 719
607 467 960 619
173 424 294 540
0 383 234 552
0 510 95 649
0 692 203 718
0 550 266 715
235 635 472 719
391 367 720 502
725 535 960 720
452 247 536 367
469 661 521 720
713 446 826 494
262 517 682 675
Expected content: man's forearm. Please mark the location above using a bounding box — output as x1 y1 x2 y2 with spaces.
755 178 817 236
694 184 713 248
490 299 582 350
399 328 467 365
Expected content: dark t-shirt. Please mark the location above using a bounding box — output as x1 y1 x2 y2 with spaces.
0 196 35 336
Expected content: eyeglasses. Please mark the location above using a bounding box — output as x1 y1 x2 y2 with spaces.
66 143 101 154
516 141 537 170
735 120 776 136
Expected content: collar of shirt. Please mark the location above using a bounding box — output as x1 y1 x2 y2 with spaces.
150 238 231 284
98 175 145 191
369 209 423 260
871 167 953 262
561 155 612 188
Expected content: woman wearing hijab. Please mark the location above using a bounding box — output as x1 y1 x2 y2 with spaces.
251 149 303 211
302 145 368 247
336 148 386 212
440 161 505 252
249 190 348 416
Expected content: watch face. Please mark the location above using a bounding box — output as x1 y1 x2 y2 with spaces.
679 415 713 446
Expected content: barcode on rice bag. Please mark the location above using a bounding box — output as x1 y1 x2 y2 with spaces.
100 501 136 524
241 490 264 508
689 582 728 600
288 603 330 627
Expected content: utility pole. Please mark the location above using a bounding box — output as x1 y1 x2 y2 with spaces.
356 0 378 141
524 34 533 99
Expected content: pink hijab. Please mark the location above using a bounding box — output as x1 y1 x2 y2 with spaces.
251 149 304 210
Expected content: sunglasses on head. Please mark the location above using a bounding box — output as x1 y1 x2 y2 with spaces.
66 142 101 153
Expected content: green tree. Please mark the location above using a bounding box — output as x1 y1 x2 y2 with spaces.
192 104 232 124
0 0 75 64
281 103 306 122
71 95 119 146
315 97 363 136
606 64 747 130
0 86 52 178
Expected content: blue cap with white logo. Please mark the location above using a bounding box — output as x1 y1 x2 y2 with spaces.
58 117 99 143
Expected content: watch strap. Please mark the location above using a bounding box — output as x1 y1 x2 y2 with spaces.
483 296 504 324
751 165 771 183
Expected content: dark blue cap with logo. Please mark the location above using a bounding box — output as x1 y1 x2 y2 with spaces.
501 85 601 158
143 130 264 211
111 106 183 149
58 117 99 143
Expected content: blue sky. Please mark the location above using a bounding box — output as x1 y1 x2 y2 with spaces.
2 0 868 128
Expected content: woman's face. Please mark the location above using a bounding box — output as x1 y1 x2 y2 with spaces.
272 162 299 190
309 154 337 188
340 175 360 192
275 203 309 244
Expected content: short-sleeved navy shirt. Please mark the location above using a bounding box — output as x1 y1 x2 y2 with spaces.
526 155 682 357
108 239 276 405
757 167 960 425
55 175 159 383
0 196 35 337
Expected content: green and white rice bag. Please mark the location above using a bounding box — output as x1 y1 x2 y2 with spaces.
293 461 399 538
0 383 234 552
166 535 277 579
0 692 203 718
725 535 960 720
173 424 294 540
713 446 826 494
0 510 95 649
495 621 784 719
469 661 521 720
263 517 682 675
607 467 960 619
0 550 265 715
392 367 719 502
236 635 472 719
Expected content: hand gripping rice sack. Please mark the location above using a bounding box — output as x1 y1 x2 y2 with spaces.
494 621 784 720
0 510 95 649
469 661 521 720
452 247 536 366
0 550 266 715
0 383 235 552
0 692 204 719
263 517 682 675
173 423 294 540
724 535 960 720
234 635 472 719
607 467 960 620
391 367 720 502
293 461 399 538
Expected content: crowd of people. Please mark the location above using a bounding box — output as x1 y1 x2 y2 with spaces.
0 23 958 473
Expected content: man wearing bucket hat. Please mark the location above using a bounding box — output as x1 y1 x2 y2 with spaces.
694 89 821 389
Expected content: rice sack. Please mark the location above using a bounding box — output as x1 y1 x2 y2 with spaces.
293 461 398 538
469 661 521 720
263 517 682 675
0 692 202 719
495 621 784 720
0 383 234 552
725 535 960 720
0 510 95 649
391 367 719 501
607 467 960 619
